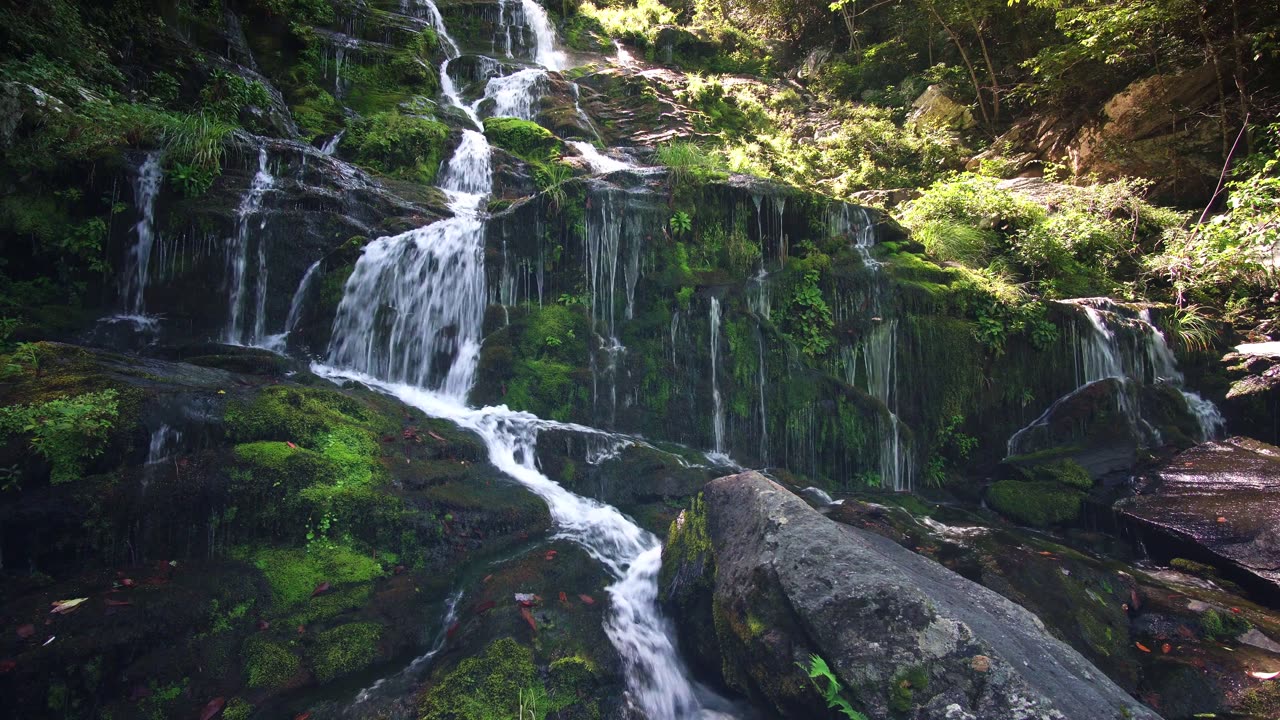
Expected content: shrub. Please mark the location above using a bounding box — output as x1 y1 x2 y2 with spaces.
0 389 118 484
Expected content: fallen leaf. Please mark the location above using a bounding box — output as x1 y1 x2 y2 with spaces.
446 621 460 639
1136 642 1152 653
217 390 226 395
559 592 568 604
1217 516 1227 523
544 550 557 561
294 713 312 720
50 598 87 614
199 697 226 720
475 600 496 615
16 624 34 639
286 441 297 449
1130 590 1142 611
428 431 446 443
119 578 135 588
310 582 331 598
297 625 306 636
1230 607 1242 614
1249 670 1280 680
0 659 15 673
257 620 270 631
1161 643 1172 654
1038 551 1054 557
578 594 595 605
519 607 537 632
105 598 134 607
482 574 493 584
394 565 406 575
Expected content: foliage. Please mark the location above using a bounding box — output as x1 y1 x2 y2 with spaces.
534 162 574 212
199 70 273 123
0 389 118 484
781 270 834 357
345 112 450 183
801 654 868 720
670 211 693 236
923 414 976 486
578 0 676 45
656 141 728 186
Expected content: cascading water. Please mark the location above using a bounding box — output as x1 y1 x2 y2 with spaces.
225 147 275 345
121 152 164 317
1008 299 1226 455
519 0 565 70
261 259 321 353
321 4 718 716
709 297 726 458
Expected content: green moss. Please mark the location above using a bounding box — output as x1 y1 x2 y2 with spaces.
285 584 373 627
309 622 383 682
1170 558 1218 577
419 637 537 720
224 386 382 446
245 638 301 689
222 697 253 720
889 665 929 713
1201 608 1251 641
248 545 385 609
344 112 450 184
1028 459 1094 489
1240 680 1280 718
483 117 559 164
659 493 713 594
986 480 1083 527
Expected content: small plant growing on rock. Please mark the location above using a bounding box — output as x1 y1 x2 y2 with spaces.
0 389 119 484
801 654 868 720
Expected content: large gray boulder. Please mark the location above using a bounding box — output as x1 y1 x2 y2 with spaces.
661 471 1159 719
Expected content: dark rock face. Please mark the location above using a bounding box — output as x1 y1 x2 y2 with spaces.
1221 343 1280 446
663 471 1160 719
1120 437 1280 600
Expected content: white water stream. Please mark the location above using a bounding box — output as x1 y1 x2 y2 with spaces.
322 2 721 716
225 147 275 345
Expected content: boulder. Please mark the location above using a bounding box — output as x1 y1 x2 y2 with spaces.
1119 437 1280 601
662 471 1160 719
908 85 976 131
1221 342 1280 445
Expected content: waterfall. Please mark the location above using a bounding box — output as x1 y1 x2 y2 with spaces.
568 141 635 174
321 4 715 715
709 297 726 457
327 131 491 399
757 330 769 464
482 67 548 120
121 152 163 316
319 130 344 155
261 259 321 353
519 0 565 70
225 148 275 345
1009 299 1225 455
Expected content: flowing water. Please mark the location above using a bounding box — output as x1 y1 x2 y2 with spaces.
709 297 726 457
225 148 275 345
1008 299 1225 455
321 3 720 716
261 259 322 353
121 152 164 316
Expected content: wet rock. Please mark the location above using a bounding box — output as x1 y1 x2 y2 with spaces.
663 471 1159 719
1221 342 1280 446
1120 437 1280 601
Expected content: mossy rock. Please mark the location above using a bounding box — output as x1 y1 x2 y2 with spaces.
986 479 1084 526
483 117 560 164
224 385 388 445
245 637 302 689
419 637 537 719
246 544 386 609
344 112 450 184
308 622 383 682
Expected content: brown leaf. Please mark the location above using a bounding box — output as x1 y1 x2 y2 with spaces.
520 607 537 632
16 624 34 639
1161 643 1172 654
105 598 134 607
310 582 331 598
199 697 226 720
1136 642 1152 653
50 598 88 614
578 594 595 605
257 619 270 632
294 713 312 720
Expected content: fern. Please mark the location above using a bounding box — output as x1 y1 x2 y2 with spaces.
802 654 869 720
